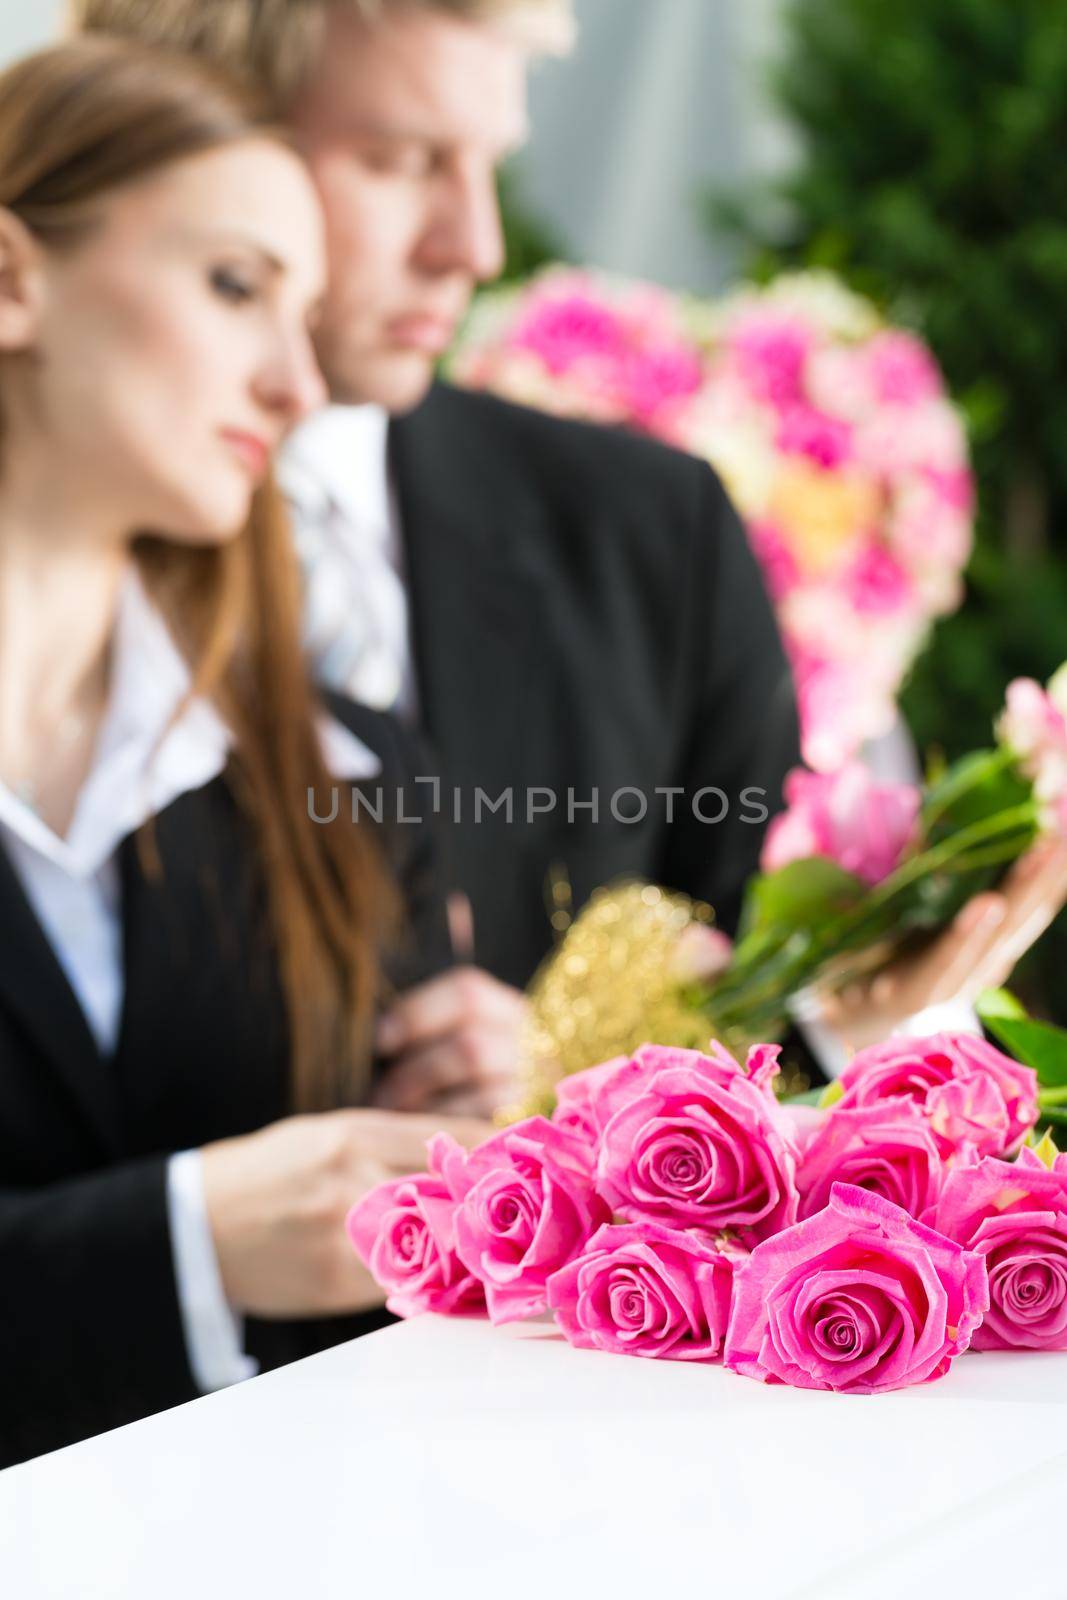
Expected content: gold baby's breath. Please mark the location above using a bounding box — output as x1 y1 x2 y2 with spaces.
510 880 741 1122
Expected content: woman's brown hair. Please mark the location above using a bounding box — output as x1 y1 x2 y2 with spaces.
0 36 400 1110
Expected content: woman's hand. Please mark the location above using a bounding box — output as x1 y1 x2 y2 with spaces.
200 1108 490 1319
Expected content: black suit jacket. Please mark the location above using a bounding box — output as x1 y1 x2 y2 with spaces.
0 698 450 1469
390 382 802 988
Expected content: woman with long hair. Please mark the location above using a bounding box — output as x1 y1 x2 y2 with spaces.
0 35 481 1468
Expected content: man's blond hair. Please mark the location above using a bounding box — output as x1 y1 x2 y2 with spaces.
68 0 575 109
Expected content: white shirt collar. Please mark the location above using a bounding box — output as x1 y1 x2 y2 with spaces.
0 564 380 880
277 404 391 532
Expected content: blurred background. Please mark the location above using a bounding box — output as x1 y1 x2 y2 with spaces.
0 1 66 63
1 0 796 293
5 0 1066 1010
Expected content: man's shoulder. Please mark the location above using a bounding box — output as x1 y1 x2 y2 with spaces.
402 381 720 518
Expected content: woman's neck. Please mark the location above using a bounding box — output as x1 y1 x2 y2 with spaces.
0 471 130 830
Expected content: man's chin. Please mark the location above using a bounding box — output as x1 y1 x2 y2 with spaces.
324 348 439 415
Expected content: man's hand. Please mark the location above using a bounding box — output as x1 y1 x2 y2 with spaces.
817 839 1067 1054
371 966 527 1118
200 1108 489 1319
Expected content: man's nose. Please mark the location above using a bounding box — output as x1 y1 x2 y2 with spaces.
255 328 329 425
423 161 506 284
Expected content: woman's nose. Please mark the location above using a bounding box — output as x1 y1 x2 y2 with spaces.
254 328 328 425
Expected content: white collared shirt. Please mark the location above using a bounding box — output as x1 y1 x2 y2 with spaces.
279 404 419 720
0 566 381 1395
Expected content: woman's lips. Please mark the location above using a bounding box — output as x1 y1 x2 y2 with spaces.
220 428 270 476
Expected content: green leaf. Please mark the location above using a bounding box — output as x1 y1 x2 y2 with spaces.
782 1086 824 1106
920 748 1031 843
818 1079 845 1109
1027 1127 1061 1167
977 987 1029 1024
738 858 866 941
980 1013 1067 1089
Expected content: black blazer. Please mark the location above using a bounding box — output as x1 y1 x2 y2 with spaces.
391 383 802 989
0 698 451 1469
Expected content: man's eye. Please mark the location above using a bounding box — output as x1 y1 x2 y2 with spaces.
210 266 257 304
360 142 436 179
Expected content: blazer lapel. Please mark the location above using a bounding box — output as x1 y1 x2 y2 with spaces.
0 843 123 1154
114 771 289 1145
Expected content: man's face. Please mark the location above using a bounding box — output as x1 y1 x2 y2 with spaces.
290 6 529 411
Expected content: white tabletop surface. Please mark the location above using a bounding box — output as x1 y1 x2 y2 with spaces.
3 1316 1067 1600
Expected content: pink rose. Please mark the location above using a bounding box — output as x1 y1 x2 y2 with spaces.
432 1118 610 1324
836 1033 1039 1159
791 658 891 774
865 329 944 405
346 1167 485 1319
547 1222 741 1362
723 1183 989 1393
887 478 973 579
728 315 812 407
796 1102 943 1221
622 342 704 428
855 402 965 478
777 1102 826 1160
775 403 853 469
996 672 1067 833
593 1043 799 1244
924 465 975 515
760 762 920 886
996 677 1067 772
551 1056 630 1145
667 922 734 984
926 1147 1067 1350
512 291 625 374
843 543 915 619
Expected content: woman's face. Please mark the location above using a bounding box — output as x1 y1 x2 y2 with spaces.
23 137 328 543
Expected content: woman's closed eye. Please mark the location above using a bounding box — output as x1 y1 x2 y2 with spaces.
209 263 260 305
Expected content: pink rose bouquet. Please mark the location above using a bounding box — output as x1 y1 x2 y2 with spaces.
429 1118 610 1323
348 1009 1067 1394
547 1222 740 1361
450 267 704 438
926 1145 1067 1350
723 1183 989 1393
449 266 974 771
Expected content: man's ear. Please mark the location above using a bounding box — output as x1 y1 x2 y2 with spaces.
0 208 45 352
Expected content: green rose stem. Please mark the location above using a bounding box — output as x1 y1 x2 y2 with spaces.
919 744 1019 836
700 796 1041 1040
